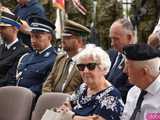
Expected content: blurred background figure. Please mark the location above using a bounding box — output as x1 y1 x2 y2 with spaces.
14 0 46 48
148 18 160 49
15 0 46 20
148 33 160 49
130 0 159 43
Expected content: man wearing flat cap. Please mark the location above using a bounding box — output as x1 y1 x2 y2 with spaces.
16 16 57 97
121 44 160 120
0 11 29 87
42 20 90 94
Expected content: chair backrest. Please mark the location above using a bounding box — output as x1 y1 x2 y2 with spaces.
31 92 70 120
0 86 35 120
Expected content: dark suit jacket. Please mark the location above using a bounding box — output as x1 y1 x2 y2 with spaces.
106 48 132 103
42 52 83 94
0 41 29 86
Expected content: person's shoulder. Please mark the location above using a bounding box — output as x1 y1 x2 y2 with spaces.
107 48 118 55
104 85 122 97
49 47 57 55
127 86 141 96
107 48 118 63
56 51 67 59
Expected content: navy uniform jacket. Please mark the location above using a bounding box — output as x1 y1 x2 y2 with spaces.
15 0 45 21
106 49 132 103
14 0 46 48
0 41 29 86
17 47 57 96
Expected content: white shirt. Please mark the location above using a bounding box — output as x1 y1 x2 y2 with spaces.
5 38 18 49
38 44 52 54
121 74 160 120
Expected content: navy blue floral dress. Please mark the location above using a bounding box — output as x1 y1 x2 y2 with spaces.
69 83 124 120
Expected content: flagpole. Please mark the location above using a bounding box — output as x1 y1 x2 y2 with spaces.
90 0 99 46
54 0 65 51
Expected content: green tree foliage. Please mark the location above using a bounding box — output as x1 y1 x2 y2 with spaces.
130 0 158 43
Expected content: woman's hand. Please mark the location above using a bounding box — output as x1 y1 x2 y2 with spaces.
56 101 72 113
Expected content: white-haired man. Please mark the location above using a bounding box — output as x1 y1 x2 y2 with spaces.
107 18 137 102
122 43 160 120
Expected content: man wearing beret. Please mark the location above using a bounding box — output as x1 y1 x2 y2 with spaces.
42 20 90 93
121 44 160 120
0 11 29 87
16 16 57 97
107 18 137 103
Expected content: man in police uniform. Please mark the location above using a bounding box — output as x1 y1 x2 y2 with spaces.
17 16 57 97
0 11 29 86
42 20 90 93
122 43 160 120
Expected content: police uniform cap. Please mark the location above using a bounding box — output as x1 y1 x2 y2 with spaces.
63 20 90 37
123 43 160 60
0 11 22 29
28 16 55 33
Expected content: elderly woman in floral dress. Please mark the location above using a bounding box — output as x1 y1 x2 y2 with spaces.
58 45 124 120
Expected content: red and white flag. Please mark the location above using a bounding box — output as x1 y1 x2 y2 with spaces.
52 0 65 10
72 0 87 15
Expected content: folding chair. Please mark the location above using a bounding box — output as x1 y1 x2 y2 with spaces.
31 92 70 120
0 86 35 120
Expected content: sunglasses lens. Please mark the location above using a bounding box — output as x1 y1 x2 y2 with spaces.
87 63 97 70
77 64 85 71
77 63 97 71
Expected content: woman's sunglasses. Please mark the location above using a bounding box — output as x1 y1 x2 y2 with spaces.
77 63 98 71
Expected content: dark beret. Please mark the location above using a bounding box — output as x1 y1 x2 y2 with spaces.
28 16 55 33
123 43 160 60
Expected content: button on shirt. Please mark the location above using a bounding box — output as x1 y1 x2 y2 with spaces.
121 74 160 120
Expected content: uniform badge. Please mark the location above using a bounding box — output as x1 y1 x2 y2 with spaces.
44 52 50 57
13 46 17 50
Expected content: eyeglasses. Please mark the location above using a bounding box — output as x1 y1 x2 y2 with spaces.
77 63 98 71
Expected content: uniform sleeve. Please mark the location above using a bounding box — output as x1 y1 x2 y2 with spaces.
42 67 55 93
42 53 64 93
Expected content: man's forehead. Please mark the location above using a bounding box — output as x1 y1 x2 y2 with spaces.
31 31 49 35
0 26 13 29
63 35 79 39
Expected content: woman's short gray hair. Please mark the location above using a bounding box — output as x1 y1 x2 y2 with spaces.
75 44 111 74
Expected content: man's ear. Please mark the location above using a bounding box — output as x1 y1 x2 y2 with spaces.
127 34 132 43
143 65 150 76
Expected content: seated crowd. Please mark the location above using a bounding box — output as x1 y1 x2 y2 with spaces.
0 3 160 120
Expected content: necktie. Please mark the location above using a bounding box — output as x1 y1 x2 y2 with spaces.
108 54 123 80
54 58 72 92
130 90 147 120
3 45 8 53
